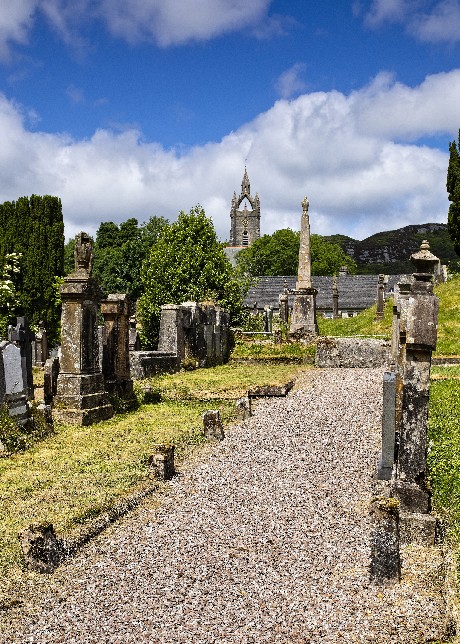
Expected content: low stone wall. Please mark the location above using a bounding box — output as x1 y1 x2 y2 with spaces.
129 351 178 380
315 337 390 368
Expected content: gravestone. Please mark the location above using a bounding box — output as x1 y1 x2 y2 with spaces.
278 284 289 324
289 197 318 336
100 293 136 407
44 357 60 406
128 316 141 351
203 410 225 441
35 321 48 367
376 274 385 320
0 340 29 426
55 232 113 426
263 306 273 333
332 275 339 319
8 316 34 400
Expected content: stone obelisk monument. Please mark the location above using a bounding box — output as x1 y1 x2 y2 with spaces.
289 196 318 337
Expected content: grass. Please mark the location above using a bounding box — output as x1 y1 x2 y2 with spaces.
231 337 315 361
0 361 304 583
317 300 393 338
434 275 460 357
428 377 460 548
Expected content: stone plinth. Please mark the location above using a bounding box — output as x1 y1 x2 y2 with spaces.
289 288 318 336
55 232 113 426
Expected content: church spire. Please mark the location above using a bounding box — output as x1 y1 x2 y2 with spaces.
241 166 250 195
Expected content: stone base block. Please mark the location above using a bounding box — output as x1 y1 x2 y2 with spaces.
55 372 113 426
399 512 436 546
369 497 401 585
248 380 295 398
390 480 430 513
289 289 318 337
18 523 62 573
203 410 225 441
149 444 175 480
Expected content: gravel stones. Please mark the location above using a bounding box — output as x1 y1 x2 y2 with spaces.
3 368 449 643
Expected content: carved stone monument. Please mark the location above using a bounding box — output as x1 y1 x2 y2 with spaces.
101 293 136 407
289 197 318 336
55 232 113 425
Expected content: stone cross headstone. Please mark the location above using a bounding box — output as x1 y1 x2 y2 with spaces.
289 197 318 336
55 232 113 425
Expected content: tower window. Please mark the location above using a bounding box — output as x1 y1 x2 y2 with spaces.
242 231 249 246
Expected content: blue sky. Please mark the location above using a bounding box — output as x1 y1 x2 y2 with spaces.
1 1 460 242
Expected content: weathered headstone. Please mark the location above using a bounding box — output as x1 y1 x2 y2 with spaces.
369 497 401 585
35 320 48 367
278 284 289 324
0 340 29 425
377 371 397 480
101 294 136 407
263 306 273 333
8 316 34 399
44 357 60 406
128 316 141 351
332 275 339 319
376 274 385 320
55 232 113 425
289 197 318 336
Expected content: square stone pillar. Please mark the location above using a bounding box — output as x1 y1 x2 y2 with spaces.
100 294 136 407
55 232 113 426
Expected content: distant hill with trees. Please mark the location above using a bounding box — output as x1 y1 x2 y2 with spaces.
324 223 456 274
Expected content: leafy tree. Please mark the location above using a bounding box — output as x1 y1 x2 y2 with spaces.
236 228 356 277
139 206 245 348
447 131 460 256
91 215 168 298
0 195 64 344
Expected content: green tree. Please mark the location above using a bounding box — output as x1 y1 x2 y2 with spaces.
92 215 168 298
0 195 64 344
447 131 460 256
236 228 356 277
139 206 245 348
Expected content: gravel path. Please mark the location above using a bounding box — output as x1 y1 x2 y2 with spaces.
2 368 449 643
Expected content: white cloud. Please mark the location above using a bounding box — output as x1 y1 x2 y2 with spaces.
363 0 460 43
0 0 275 57
0 70 456 243
275 63 307 99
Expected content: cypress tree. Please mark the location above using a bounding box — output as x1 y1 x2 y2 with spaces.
447 131 460 256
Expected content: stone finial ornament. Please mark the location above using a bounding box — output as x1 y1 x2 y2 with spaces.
302 196 309 213
410 240 439 275
74 232 94 274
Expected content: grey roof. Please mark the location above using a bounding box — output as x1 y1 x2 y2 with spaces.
243 275 380 311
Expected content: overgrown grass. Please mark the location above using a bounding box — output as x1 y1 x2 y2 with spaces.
434 274 460 356
0 361 304 581
428 378 460 548
317 300 393 338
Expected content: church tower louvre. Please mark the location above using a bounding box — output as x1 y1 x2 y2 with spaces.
228 167 260 247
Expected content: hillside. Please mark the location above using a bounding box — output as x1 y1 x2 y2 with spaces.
324 223 457 274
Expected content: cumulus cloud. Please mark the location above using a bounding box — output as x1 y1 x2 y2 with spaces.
0 0 276 57
362 0 460 43
275 63 307 99
0 70 456 242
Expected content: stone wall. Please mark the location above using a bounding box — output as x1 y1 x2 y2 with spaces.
315 337 390 368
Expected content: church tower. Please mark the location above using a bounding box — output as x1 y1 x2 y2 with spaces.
229 168 260 247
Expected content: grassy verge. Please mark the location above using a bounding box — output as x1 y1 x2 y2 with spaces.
231 337 315 362
434 275 460 357
428 377 460 549
0 361 304 583
317 300 393 339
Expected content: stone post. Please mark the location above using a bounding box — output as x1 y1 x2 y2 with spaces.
263 306 273 333
55 232 113 426
157 304 186 364
128 316 141 351
100 293 136 407
332 275 339 319
278 284 289 324
376 274 385 320
289 197 318 336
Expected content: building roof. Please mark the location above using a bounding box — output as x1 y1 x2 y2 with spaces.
243 275 382 311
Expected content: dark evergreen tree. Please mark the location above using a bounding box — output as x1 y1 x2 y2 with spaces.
447 131 460 256
0 195 64 344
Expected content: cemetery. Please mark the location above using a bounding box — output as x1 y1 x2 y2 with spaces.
0 192 459 643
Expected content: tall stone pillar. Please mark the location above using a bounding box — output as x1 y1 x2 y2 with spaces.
332 276 339 319
55 232 113 426
376 274 385 320
101 294 136 408
289 197 318 336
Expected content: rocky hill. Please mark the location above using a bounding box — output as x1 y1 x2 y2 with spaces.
324 223 457 274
